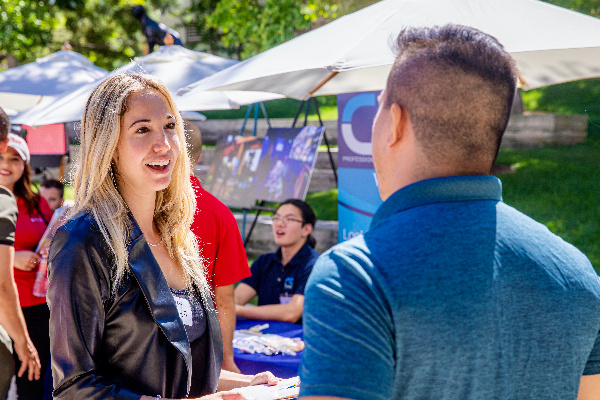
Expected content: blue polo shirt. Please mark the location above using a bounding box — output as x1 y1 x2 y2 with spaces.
241 242 319 307
300 175 600 400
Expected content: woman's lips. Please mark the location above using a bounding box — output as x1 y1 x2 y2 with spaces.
145 160 170 172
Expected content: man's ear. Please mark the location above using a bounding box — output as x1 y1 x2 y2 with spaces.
389 103 405 147
301 223 314 238
0 138 7 153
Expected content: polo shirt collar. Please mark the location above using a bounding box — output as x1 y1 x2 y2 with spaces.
370 175 503 230
276 241 313 269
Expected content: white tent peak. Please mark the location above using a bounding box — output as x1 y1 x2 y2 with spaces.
35 50 99 67
134 45 232 63
178 0 600 99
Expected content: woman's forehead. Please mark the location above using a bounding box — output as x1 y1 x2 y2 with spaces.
5 147 22 159
125 89 170 111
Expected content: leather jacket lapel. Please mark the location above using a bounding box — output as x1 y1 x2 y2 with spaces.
126 216 193 391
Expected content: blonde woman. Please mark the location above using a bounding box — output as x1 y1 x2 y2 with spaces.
47 74 277 400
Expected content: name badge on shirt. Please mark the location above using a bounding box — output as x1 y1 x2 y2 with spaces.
174 296 193 326
280 295 292 305
283 277 294 291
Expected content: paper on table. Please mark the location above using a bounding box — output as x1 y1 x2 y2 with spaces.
236 377 300 400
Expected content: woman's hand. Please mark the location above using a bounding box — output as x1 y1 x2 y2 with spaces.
249 371 279 387
14 251 40 271
217 369 280 392
38 243 50 259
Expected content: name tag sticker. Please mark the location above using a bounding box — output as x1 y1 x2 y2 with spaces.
174 296 193 326
279 295 292 305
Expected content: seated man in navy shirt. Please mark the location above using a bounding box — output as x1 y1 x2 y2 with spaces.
234 199 319 324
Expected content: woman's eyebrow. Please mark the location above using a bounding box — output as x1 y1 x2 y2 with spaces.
129 119 150 129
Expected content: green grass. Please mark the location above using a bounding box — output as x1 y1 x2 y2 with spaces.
305 189 338 221
522 78 600 137
64 185 74 201
495 134 600 273
201 96 338 121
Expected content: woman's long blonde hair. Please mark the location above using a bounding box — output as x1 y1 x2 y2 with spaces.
71 74 208 298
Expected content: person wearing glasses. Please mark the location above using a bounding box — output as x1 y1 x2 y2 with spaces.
234 199 319 324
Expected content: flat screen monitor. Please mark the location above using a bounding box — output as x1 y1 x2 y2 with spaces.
203 135 263 208
254 126 324 203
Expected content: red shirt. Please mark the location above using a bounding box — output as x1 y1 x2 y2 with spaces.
190 176 251 288
14 196 53 307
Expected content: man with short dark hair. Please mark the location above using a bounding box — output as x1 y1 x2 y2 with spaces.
0 107 41 397
40 178 65 212
299 25 600 400
186 121 251 373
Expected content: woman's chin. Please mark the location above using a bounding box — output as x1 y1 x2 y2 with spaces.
0 178 15 189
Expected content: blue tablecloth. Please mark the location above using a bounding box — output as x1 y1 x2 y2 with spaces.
234 319 303 379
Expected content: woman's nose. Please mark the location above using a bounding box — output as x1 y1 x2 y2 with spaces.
154 130 171 151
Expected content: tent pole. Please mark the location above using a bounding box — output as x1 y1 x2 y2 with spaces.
253 102 259 136
239 104 253 136
244 200 265 247
313 97 338 186
303 98 311 127
241 209 247 240
260 102 271 128
292 100 306 128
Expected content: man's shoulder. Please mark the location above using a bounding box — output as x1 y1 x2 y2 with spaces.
0 185 14 200
0 185 17 218
312 235 377 278
256 251 277 264
497 202 588 259
252 251 279 270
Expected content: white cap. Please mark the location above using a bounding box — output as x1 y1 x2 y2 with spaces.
7 134 30 163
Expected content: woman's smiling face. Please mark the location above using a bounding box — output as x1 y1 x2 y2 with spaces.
113 89 180 198
0 146 25 192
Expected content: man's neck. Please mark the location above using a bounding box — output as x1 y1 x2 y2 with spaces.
280 240 307 267
381 149 490 201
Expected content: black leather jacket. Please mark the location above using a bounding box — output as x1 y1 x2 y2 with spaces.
48 211 223 399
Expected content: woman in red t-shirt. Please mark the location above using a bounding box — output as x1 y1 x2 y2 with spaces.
0 134 52 399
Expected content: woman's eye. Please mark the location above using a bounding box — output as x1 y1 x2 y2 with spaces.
165 122 176 130
135 126 150 134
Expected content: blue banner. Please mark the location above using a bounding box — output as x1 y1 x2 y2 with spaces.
337 91 383 242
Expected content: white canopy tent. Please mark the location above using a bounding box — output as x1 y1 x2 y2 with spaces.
11 80 280 126
178 0 600 100
0 50 107 111
13 45 283 126
12 45 284 126
116 44 238 94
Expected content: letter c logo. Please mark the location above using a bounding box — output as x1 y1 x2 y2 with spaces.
341 93 377 156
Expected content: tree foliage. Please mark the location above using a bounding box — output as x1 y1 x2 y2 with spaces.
541 0 599 17
55 0 180 70
1 0 179 70
0 0 56 65
185 0 345 60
